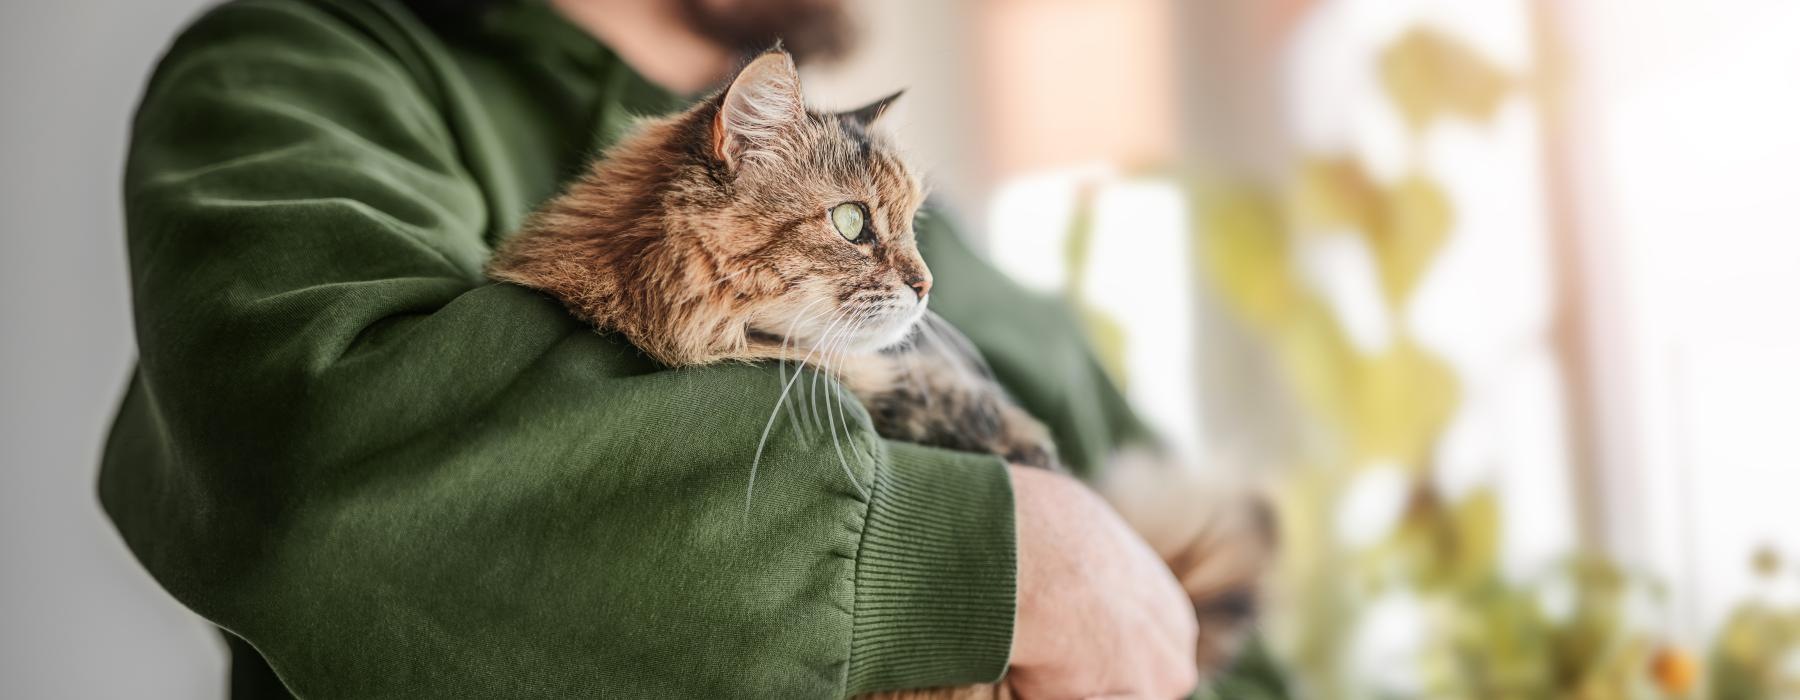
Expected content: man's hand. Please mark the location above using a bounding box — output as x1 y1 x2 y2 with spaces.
1007 466 1199 700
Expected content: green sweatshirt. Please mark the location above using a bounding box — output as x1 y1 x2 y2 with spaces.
101 0 1150 697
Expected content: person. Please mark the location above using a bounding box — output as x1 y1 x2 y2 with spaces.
101 0 1199 697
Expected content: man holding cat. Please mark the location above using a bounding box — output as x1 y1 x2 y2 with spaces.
102 0 1204 697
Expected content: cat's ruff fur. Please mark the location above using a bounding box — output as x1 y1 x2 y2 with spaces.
488 49 1272 698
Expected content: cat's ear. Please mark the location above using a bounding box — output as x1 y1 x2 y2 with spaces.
712 50 805 169
839 89 905 130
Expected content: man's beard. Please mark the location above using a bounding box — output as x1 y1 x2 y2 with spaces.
678 0 856 66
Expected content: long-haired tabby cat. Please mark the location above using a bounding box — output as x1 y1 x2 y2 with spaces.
489 48 1273 698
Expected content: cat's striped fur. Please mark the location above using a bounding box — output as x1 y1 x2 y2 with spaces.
488 49 1272 699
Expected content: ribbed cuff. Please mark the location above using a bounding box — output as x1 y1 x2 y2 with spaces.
844 441 1017 694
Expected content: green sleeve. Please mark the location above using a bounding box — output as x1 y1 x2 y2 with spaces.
915 209 1158 479
101 2 1013 696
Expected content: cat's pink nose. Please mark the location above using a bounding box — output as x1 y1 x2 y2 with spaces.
907 275 932 300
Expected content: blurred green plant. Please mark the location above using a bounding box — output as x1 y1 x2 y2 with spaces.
1182 19 1698 700
1709 547 1800 699
1038 12 1786 698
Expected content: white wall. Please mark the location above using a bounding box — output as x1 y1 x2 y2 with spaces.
1561 0 1800 643
0 1 228 697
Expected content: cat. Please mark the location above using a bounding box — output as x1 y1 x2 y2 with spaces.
487 48 1272 698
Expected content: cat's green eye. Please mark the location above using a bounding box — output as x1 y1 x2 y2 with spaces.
830 202 867 242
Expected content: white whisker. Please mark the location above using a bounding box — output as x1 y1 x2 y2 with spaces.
802 307 854 433
921 316 979 386
745 305 853 519
900 334 932 412
810 307 867 433
831 318 877 489
777 299 829 433
925 312 994 377
818 313 872 500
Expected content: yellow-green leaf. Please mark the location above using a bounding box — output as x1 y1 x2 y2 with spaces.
1380 26 1515 132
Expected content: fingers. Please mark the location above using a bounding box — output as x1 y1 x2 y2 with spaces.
1122 532 1201 698
1007 466 1203 700
1133 607 1202 699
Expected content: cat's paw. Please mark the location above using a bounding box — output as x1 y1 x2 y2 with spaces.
1171 489 1276 673
992 401 1061 471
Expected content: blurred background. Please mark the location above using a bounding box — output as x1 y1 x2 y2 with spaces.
5 0 1799 698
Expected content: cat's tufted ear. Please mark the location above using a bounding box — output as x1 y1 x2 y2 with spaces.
712 50 805 169
838 89 905 131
